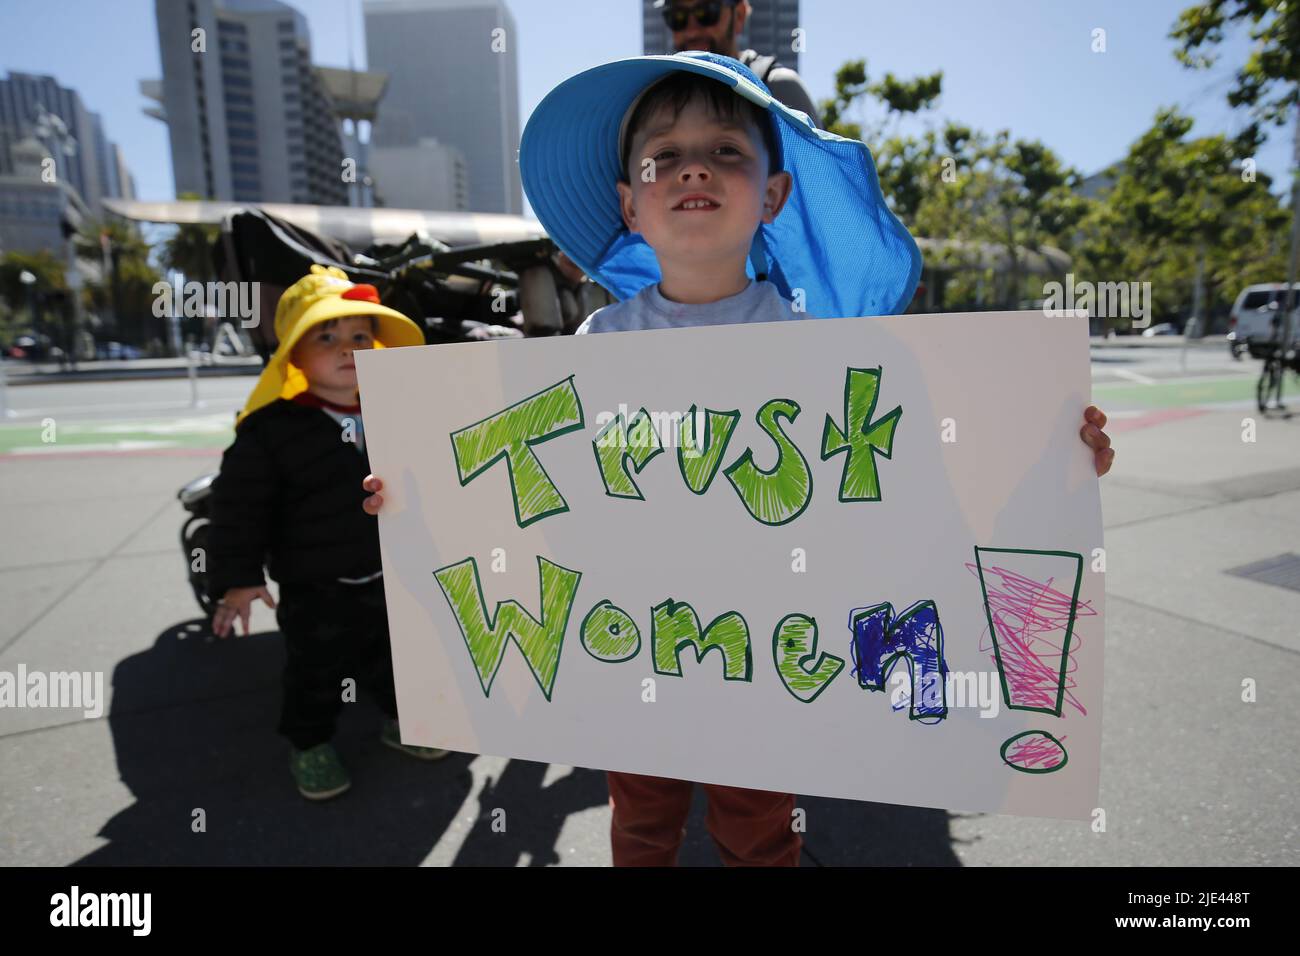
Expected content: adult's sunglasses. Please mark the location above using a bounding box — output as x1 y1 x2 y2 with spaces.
660 0 737 32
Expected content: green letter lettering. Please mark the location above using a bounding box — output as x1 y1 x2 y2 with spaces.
580 600 641 662
651 600 752 681
678 405 741 494
821 367 901 502
433 555 583 700
451 377 585 528
593 408 663 499
773 613 844 702
723 398 813 525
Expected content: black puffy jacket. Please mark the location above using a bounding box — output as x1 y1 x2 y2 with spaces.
206 399 379 598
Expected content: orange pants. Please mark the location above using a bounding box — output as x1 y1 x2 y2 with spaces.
607 771 801 867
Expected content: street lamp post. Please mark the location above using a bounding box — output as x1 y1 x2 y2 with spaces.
1280 102 1300 408
33 103 84 372
19 268 38 327
0 275 31 419
0 271 35 419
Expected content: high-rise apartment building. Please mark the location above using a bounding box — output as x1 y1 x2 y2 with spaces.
0 71 131 214
364 0 521 214
148 0 348 205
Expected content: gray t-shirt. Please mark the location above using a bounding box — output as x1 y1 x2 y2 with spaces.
574 279 805 334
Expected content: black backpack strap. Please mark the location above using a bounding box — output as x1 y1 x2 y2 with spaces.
740 50 780 86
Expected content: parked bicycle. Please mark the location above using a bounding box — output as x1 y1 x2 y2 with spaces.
1256 340 1298 413
1252 307 1299 413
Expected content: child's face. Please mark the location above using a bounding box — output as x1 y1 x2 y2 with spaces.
618 96 791 279
290 315 375 393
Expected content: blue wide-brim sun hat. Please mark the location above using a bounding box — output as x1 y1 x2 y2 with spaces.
520 51 923 319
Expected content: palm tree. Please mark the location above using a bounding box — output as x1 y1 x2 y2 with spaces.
158 192 219 283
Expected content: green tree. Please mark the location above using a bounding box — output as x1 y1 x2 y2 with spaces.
74 219 162 348
819 60 1083 309
820 59 943 148
1172 0 1300 133
0 250 66 348
886 125 1085 309
1172 0 1299 335
1075 108 1290 328
158 192 218 283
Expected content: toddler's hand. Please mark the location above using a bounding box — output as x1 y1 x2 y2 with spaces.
213 586 276 638
1080 405 1114 477
363 474 385 515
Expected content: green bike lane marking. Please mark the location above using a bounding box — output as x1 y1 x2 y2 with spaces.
1093 375 1261 409
0 376 1270 452
0 416 233 455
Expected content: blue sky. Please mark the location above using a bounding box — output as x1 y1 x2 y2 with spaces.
0 0 1290 213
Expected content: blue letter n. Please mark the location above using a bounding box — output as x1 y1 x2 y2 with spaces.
849 600 948 723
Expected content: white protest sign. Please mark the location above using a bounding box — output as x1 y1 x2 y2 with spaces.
356 311 1104 820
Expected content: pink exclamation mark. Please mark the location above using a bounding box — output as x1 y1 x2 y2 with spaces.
972 547 1088 774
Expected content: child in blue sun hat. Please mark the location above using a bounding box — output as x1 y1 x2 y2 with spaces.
521 50 922 326
366 50 1116 865
518 50 930 866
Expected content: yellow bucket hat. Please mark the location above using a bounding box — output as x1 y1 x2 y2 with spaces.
237 264 424 425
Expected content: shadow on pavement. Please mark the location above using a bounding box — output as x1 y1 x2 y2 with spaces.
671 792 960 867
75 618 960 866
76 618 473 865
785 799 961 866
451 760 608 866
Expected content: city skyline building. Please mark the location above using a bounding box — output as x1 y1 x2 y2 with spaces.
147 0 348 206
363 0 521 215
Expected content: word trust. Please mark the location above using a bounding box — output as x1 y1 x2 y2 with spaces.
452 367 901 529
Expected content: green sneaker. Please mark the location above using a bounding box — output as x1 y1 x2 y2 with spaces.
381 718 451 761
289 742 351 801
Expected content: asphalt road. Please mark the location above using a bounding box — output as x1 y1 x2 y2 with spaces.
1 375 251 423
1090 342 1246 381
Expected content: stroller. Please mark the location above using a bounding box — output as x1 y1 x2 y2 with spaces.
179 207 613 615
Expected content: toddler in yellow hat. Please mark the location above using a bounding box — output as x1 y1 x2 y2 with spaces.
206 265 448 801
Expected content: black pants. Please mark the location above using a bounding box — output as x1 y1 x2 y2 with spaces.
275 578 398 750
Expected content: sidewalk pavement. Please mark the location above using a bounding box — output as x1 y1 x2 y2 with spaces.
2 355 261 386
0 408 1296 865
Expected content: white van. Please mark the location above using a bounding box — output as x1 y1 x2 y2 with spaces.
1230 283 1300 357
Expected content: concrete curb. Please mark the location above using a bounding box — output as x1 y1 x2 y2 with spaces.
4 365 261 387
